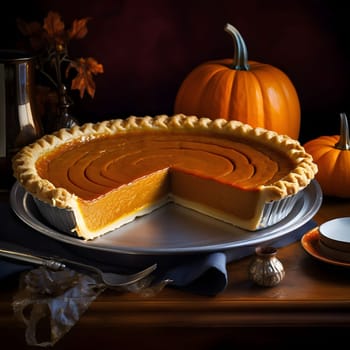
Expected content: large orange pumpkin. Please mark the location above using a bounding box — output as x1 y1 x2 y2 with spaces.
174 23 301 139
304 113 350 198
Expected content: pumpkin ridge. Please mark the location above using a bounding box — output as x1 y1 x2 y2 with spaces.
203 68 236 118
245 69 267 128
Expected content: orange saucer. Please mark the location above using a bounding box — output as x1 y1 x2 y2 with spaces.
301 228 350 268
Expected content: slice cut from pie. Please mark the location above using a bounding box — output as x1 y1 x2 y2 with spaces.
12 114 318 240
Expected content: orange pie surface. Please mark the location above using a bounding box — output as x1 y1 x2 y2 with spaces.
12 114 317 240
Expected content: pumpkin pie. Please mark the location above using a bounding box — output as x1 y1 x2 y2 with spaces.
12 114 318 240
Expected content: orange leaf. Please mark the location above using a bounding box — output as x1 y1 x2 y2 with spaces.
43 11 64 38
86 57 104 75
71 72 95 99
69 18 90 40
66 57 103 98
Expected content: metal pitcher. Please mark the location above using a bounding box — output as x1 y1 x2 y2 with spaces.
0 50 43 190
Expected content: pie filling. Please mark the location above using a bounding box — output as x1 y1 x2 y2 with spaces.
12 115 318 240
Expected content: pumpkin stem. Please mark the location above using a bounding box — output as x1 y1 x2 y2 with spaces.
224 23 250 71
335 112 350 150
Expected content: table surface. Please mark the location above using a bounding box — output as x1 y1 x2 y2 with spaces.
1 190 350 349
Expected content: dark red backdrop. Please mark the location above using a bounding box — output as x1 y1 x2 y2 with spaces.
1 0 349 143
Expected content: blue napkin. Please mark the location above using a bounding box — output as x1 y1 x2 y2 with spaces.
0 199 317 296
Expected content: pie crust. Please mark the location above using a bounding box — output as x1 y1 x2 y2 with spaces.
12 114 318 240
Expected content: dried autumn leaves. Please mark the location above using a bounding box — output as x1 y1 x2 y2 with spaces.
17 11 104 99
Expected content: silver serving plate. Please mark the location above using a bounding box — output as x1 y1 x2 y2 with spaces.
10 181 322 262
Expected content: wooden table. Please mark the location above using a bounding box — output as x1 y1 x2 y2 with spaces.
1 192 350 349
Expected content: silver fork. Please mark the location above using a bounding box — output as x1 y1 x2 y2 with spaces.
0 248 157 287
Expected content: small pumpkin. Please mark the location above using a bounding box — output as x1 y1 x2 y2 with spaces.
174 23 301 139
303 113 350 198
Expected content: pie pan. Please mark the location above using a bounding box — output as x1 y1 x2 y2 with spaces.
32 184 303 237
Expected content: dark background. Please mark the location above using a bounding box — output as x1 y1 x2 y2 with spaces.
1 0 349 144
